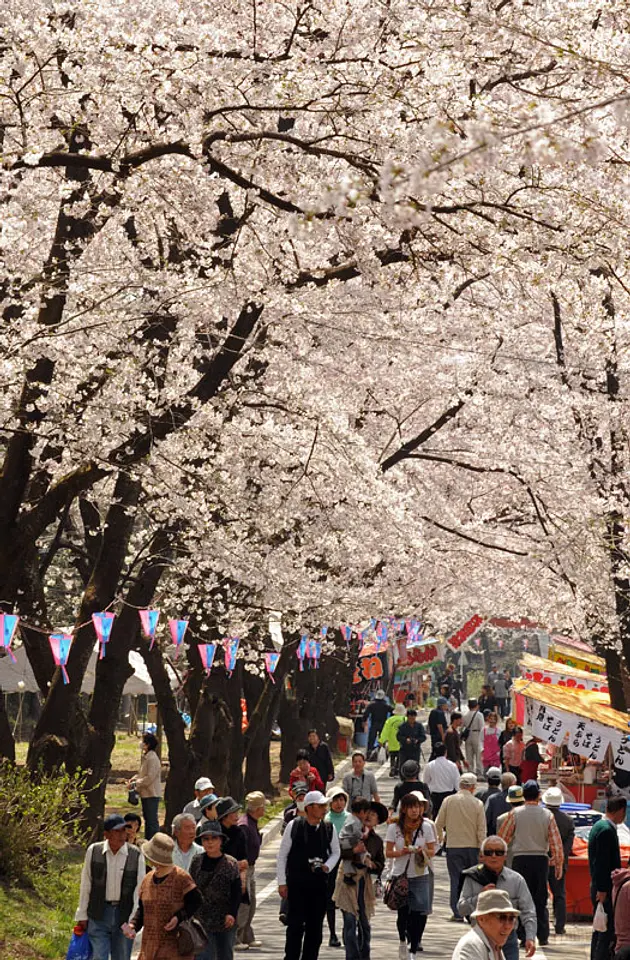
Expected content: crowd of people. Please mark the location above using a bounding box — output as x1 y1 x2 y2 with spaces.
72 674 630 960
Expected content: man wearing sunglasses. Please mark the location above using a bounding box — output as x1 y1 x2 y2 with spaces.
452 889 521 960
457 837 537 960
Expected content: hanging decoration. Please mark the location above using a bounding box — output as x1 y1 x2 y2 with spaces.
340 623 353 649
265 651 280 682
49 633 72 684
297 634 309 671
92 611 115 659
308 639 322 668
224 637 239 676
198 643 217 676
446 614 485 651
0 613 19 663
168 618 189 658
139 609 160 650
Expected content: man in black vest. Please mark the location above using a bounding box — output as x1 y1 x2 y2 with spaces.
277 790 340 960
75 814 146 960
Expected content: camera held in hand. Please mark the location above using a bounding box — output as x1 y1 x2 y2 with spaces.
309 857 324 872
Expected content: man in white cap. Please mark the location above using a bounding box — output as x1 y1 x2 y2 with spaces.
542 786 575 936
183 776 216 821
277 790 340 960
435 772 486 921
452 889 520 960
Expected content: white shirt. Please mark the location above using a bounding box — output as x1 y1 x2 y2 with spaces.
172 840 204 873
276 816 340 885
422 756 461 793
385 819 436 877
75 839 146 921
462 710 485 737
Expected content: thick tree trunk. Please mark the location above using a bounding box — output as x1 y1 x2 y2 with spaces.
223 661 244 798
244 673 282 796
28 473 141 773
0 690 16 762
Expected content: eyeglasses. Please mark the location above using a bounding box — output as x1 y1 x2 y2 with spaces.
496 915 517 924
483 849 506 856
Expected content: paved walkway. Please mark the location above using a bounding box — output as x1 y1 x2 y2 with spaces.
249 758 592 960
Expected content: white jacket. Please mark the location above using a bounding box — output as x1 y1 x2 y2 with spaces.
452 926 505 960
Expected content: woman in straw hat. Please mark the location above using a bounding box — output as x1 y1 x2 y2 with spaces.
123 832 202 959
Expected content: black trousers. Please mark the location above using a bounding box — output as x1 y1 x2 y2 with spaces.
548 864 567 933
430 790 455 820
285 883 328 960
590 886 615 960
512 855 549 943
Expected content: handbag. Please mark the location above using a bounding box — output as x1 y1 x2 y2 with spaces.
459 713 475 743
127 786 139 806
383 827 421 910
177 917 208 955
384 870 409 910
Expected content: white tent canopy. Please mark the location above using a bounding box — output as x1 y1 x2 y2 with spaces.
0 643 174 695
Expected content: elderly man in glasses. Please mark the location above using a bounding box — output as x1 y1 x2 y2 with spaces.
457 837 537 960
452 889 521 960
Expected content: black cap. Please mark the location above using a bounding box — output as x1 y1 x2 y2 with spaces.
103 814 127 832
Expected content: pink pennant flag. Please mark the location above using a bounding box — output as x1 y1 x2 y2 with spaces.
169 619 189 658
92 611 115 659
139 609 160 650
297 635 308 671
265 651 280 682
523 637 529 650
340 623 353 649
198 643 216 676
497 638 504 649
0 613 19 663
224 637 239 676
49 633 72 684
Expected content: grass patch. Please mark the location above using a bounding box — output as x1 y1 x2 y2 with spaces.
0 849 83 960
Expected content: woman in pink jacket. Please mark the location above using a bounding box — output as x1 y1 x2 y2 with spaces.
482 712 501 772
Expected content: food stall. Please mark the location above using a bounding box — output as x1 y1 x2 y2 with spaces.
513 677 630 917
547 638 606 676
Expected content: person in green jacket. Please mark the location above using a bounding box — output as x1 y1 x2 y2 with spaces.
380 703 406 777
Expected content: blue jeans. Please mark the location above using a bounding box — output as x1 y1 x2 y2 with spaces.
503 929 518 960
342 878 371 960
197 929 235 960
88 904 133 960
141 796 160 839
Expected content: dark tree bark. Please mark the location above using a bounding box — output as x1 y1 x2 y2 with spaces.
0 689 15 762
27 473 141 773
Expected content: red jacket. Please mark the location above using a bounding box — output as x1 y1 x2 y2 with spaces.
288 764 324 795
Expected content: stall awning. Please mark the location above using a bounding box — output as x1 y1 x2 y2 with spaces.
548 641 606 675
519 653 609 694
513 677 630 770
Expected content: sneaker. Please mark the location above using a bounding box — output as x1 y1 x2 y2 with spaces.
398 943 407 960
234 946 249 952
448 915 464 922
249 943 263 949
329 935 341 948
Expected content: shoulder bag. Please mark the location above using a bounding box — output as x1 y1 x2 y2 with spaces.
383 827 420 910
460 714 475 743
177 917 208 956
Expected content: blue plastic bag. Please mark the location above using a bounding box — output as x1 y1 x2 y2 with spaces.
66 928 92 960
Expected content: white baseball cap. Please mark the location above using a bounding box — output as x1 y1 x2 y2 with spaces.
304 790 329 806
195 777 215 791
